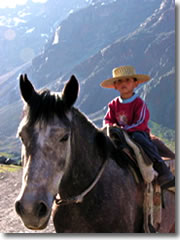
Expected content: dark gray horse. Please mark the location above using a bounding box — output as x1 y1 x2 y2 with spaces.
15 74 175 233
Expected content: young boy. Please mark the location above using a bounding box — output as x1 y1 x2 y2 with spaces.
100 65 174 188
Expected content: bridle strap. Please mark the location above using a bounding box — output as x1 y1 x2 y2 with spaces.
55 126 110 206
55 159 108 206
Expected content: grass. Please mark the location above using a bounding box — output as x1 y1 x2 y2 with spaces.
0 152 14 158
149 120 175 152
0 164 21 173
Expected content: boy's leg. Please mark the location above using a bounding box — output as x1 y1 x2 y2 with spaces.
129 131 174 187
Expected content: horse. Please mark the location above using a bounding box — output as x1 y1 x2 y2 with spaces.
15 74 175 233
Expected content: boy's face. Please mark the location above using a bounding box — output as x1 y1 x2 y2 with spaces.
113 78 139 98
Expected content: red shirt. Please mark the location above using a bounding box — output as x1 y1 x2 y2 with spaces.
104 93 150 133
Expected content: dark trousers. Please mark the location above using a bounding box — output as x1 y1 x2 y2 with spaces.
128 131 170 175
128 131 162 163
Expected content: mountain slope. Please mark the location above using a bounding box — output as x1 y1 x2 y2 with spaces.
29 0 162 87
0 0 90 75
63 0 175 130
0 0 175 155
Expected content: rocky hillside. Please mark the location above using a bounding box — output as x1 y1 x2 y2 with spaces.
0 0 175 155
45 0 175 129
71 0 175 130
29 0 163 87
0 0 90 75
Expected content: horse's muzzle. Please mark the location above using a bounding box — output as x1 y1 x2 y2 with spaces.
15 198 51 230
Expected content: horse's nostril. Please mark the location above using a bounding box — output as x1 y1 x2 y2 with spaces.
36 202 48 218
15 201 24 216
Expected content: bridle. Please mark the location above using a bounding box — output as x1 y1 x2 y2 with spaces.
55 126 111 206
55 159 108 206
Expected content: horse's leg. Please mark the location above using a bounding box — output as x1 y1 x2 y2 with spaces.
158 191 175 233
169 223 175 233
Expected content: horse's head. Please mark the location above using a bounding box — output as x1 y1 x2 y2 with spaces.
15 74 79 230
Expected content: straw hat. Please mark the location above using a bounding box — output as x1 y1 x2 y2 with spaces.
100 66 150 88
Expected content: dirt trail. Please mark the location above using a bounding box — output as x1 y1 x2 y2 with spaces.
0 166 55 233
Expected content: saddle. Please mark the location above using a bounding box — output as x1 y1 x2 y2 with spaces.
107 127 155 183
107 126 175 183
105 126 175 233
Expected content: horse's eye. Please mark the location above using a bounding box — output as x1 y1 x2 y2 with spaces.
59 134 69 142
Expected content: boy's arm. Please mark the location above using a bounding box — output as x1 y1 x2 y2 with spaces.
124 100 150 132
103 103 117 127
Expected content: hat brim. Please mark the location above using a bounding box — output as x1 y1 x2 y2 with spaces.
100 74 150 88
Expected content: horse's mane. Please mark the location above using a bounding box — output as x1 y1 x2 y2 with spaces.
72 107 98 132
72 108 129 168
24 89 69 126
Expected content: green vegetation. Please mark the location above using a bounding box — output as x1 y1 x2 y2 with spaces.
0 164 21 173
149 120 175 152
0 151 21 166
0 136 21 154
0 152 14 158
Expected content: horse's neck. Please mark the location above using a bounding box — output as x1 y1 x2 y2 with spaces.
60 109 104 198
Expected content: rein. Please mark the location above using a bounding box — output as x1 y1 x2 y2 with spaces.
55 159 108 206
55 126 110 206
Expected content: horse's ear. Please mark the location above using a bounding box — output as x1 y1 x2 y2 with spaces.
19 74 36 104
62 75 79 108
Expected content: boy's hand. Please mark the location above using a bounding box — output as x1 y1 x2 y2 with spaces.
113 123 126 130
113 123 123 129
